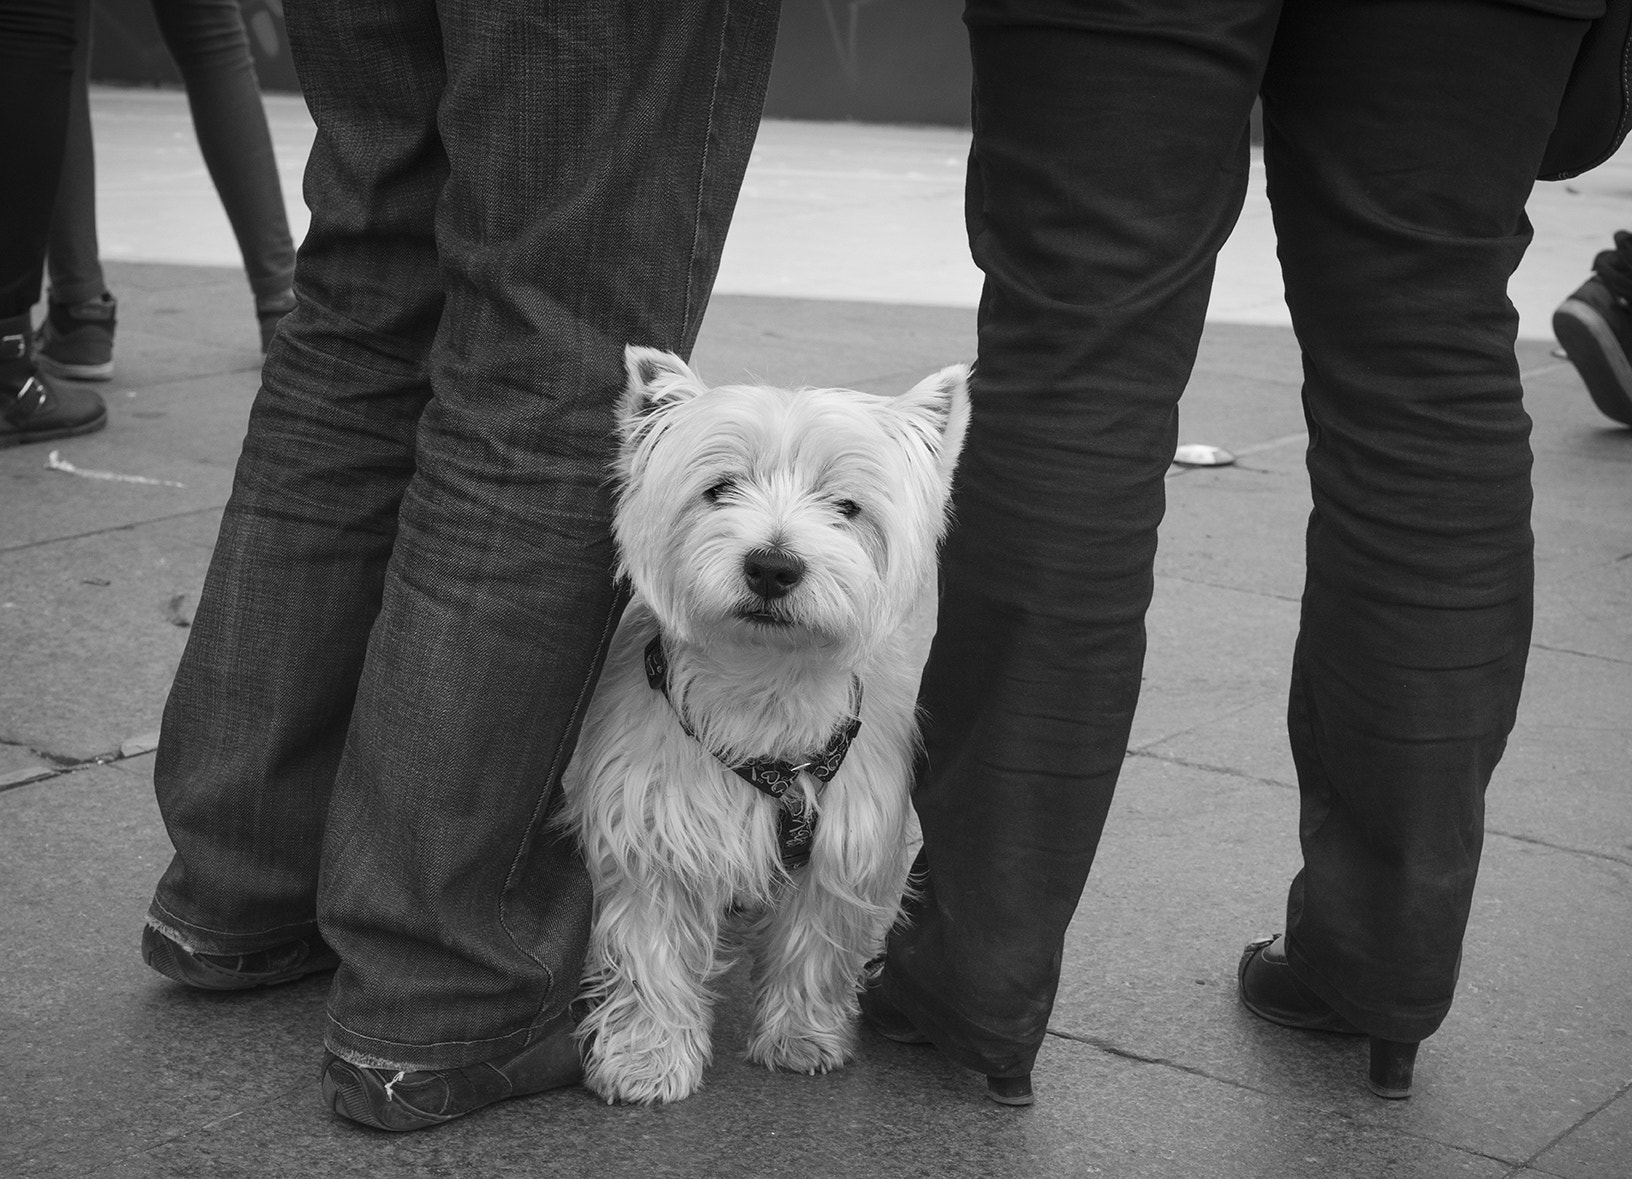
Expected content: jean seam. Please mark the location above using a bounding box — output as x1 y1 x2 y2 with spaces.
681 0 730 342
497 588 626 1016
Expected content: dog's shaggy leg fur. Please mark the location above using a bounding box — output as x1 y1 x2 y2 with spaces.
576 877 728 1105
742 878 882 1074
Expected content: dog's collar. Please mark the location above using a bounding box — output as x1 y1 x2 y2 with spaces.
643 634 863 871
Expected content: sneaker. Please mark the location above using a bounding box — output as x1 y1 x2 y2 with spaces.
141 924 339 990
1553 276 1632 427
34 292 117 382
1 321 107 447
320 1010 583 1132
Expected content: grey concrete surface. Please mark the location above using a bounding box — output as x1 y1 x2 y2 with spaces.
2 260 1629 1179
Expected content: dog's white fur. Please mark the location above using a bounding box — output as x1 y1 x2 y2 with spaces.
559 346 969 1105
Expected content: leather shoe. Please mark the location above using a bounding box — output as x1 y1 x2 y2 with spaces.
1237 934 1361 1033
142 924 338 991
321 1011 582 1132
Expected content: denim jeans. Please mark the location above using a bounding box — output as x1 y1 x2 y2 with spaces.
50 0 296 307
148 0 779 1070
877 0 1589 1078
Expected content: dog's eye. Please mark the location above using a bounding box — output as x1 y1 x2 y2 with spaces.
703 479 735 504
834 498 862 519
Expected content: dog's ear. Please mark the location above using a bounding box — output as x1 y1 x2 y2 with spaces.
889 363 971 488
620 346 706 428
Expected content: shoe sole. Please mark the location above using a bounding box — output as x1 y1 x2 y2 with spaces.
1554 299 1632 427
33 352 113 382
0 407 108 449
322 1023 584 1133
321 1065 445 1132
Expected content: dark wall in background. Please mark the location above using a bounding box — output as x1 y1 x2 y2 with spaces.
763 1 970 126
87 0 973 128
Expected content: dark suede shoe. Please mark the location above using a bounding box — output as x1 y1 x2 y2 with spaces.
321 1011 583 1132
859 978 931 1044
142 924 338 991
1237 934 1363 1033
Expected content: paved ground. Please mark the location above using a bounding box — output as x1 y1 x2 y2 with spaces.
2 90 1629 1179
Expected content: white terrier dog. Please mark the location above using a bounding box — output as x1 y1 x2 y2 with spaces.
559 346 969 1105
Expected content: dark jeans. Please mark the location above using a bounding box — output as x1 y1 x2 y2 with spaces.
148 0 779 1070
879 0 1587 1078
0 0 74 321
49 0 296 308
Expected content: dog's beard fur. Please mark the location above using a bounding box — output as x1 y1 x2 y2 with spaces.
559 346 969 1105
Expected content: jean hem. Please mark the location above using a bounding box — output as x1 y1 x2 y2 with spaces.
146 898 321 955
324 1010 568 1072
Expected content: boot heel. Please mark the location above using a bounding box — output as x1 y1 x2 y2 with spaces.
1367 1037 1417 1099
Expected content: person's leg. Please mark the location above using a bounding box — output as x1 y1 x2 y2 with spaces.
1260 0 1587 1044
315 0 781 1072
874 0 1281 1083
146 0 449 965
33 0 118 383
0 0 76 324
44 0 107 307
149 0 296 334
0 0 107 444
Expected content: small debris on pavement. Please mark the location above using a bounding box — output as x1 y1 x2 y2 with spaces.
1173 443 1236 467
166 594 194 628
119 733 162 759
45 449 187 488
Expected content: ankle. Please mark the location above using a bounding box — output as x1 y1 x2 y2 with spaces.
47 290 117 332
1 314 35 397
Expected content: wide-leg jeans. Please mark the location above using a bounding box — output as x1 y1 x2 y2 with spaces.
147 0 779 1070
879 0 1590 1078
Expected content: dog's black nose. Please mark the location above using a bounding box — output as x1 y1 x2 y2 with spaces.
743 547 805 599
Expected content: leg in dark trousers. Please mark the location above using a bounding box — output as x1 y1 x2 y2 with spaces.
874 0 1586 1094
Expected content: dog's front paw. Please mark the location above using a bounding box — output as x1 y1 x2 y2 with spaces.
579 1001 712 1105
744 1021 855 1076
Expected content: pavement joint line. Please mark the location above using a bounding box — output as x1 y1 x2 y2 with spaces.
1152 570 1302 604
1128 691 1282 754
1484 825 1632 869
1043 1025 1528 1168
1126 750 1632 867
1124 746 1297 793
0 739 161 794
1509 1074 1632 1177
1530 640 1632 667
0 504 224 556
1044 1025 1255 1090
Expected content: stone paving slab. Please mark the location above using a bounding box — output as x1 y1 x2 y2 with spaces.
0 512 217 761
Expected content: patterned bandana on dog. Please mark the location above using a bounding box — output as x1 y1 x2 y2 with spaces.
643 635 862 871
